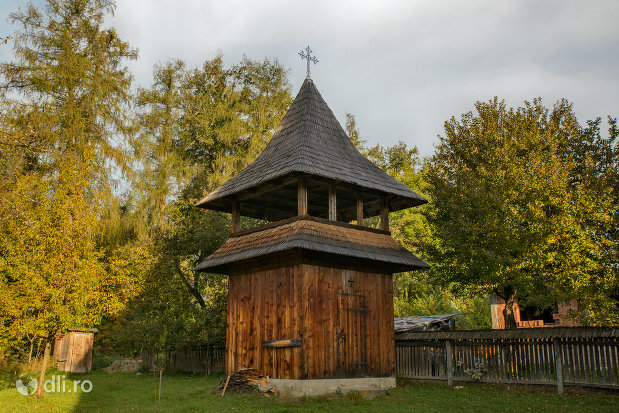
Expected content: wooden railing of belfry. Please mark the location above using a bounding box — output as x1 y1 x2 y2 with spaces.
394 327 619 394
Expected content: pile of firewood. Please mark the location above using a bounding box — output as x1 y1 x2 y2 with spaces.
219 368 277 396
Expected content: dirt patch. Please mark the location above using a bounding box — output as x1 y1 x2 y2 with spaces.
103 358 142 373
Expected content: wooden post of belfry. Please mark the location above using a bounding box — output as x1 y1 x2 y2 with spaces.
231 200 240 233
380 197 389 231
553 338 564 395
445 339 454 386
328 184 337 221
298 177 308 216
356 192 363 225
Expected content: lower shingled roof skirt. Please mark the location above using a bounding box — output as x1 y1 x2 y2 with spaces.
195 215 429 274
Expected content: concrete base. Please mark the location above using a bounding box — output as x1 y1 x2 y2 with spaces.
269 377 396 397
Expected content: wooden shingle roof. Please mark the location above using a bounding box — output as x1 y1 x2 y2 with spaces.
194 216 429 274
196 78 427 219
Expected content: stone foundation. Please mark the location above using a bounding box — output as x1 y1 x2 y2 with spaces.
269 377 396 397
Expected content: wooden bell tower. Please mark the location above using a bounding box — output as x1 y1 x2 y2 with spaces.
195 77 428 388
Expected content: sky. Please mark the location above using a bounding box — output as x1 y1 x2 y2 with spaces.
1 0 618 157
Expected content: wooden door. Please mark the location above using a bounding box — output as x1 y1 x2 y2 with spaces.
337 292 367 377
57 335 70 371
69 333 93 373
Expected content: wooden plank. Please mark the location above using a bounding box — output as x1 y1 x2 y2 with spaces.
262 338 302 348
328 184 337 221
298 177 307 216
446 340 453 386
301 264 309 379
554 338 564 395
356 192 363 225
231 200 240 233
380 197 389 231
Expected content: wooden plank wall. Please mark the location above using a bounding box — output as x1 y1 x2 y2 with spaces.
396 335 619 390
227 258 395 379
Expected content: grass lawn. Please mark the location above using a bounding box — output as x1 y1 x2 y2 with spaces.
0 369 617 413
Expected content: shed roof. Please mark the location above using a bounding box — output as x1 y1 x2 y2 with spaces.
196 78 427 219
194 215 429 274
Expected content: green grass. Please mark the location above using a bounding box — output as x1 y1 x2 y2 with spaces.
0 370 617 412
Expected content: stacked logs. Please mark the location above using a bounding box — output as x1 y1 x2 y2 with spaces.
219 368 277 395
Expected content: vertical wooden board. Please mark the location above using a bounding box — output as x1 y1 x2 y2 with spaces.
605 343 613 385
596 343 603 385
247 273 256 370
293 263 302 379
323 267 334 377
306 264 317 377
86 333 94 373
225 277 232 374
612 344 619 386
238 274 247 370
300 264 309 379
590 342 597 385
233 274 241 372
595 343 603 385
255 271 264 375
366 274 376 376
534 341 542 382
525 339 532 381
567 340 575 383
548 341 556 383
316 266 325 378
600 343 608 385
270 269 278 376
581 339 589 384
385 273 395 376
283 265 292 378
283 265 293 377
294 264 305 379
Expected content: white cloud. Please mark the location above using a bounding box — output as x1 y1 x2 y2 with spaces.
2 0 618 156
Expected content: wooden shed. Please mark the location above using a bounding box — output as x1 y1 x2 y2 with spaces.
195 76 428 390
53 328 97 373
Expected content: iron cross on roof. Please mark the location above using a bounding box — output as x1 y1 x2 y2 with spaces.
299 46 318 78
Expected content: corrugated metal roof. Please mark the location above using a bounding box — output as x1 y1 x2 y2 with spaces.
196 78 427 218
195 216 429 274
394 313 463 333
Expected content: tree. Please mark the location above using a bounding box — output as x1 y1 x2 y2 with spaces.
346 112 365 150
134 60 189 232
425 98 618 328
0 0 137 395
180 55 292 194
110 55 293 354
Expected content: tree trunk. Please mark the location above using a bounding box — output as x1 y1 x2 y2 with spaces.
28 336 34 364
35 337 52 398
502 287 518 329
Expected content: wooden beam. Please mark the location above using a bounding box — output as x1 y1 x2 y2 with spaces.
262 338 302 348
237 176 298 201
356 192 363 225
231 200 240 233
380 197 389 231
328 184 337 221
298 177 308 216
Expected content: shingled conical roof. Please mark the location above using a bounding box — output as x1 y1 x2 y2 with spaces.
197 78 426 221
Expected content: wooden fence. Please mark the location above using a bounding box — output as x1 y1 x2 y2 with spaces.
166 347 226 374
395 327 619 394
